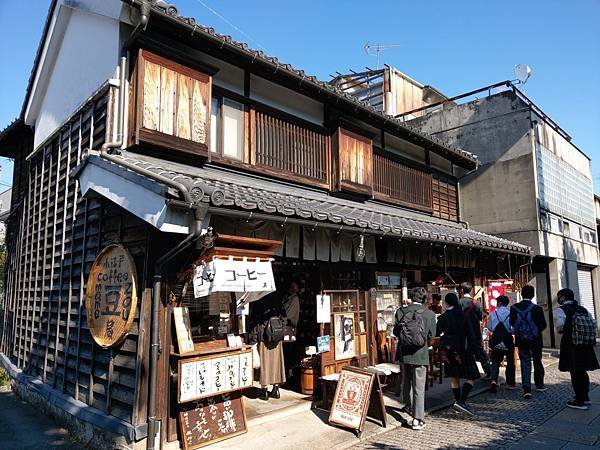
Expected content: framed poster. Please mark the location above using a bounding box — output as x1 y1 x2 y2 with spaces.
316 295 331 323
173 307 195 354
334 313 355 360
179 391 247 449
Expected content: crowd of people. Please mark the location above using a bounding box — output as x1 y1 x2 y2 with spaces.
394 283 599 431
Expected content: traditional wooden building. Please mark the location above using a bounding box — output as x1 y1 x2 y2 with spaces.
0 1 530 449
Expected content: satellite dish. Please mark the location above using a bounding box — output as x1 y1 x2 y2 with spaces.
514 64 532 84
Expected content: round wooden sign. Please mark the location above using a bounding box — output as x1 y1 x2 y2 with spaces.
85 244 138 348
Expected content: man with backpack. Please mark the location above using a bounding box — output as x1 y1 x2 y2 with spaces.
487 295 516 392
394 287 437 430
509 285 547 398
458 282 491 378
556 288 599 410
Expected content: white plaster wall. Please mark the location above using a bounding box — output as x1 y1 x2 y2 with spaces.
32 6 122 149
250 74 324 125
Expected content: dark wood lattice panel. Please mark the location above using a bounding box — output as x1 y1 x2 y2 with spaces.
2 89 150 425
432 173 458 221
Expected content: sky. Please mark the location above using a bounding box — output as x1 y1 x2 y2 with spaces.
0 0 599 192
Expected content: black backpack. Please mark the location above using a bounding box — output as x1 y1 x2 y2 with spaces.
264 316 285 343
393 308 427 355
489 311 513 353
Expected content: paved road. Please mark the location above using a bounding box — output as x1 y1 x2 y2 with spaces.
353 356 600 449
0 390 84 450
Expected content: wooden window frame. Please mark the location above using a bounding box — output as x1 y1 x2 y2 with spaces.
130 49 212 158
332 127 373 198
432 172 459 221
210 96 249 164
208 86 331 190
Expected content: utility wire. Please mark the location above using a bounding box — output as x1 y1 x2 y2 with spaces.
192 0 268 52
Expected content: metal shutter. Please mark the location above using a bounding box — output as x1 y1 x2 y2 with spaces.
577 268 596 319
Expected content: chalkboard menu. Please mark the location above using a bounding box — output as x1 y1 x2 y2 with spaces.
179 391 247 449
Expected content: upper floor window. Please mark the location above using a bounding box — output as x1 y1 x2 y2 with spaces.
130 49 212 157
211 97 245 161
333 128 373 197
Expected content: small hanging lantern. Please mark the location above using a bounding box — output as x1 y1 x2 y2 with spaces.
356 234 366 260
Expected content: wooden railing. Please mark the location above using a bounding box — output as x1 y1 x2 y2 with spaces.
253 110 329 183
373 154 433 211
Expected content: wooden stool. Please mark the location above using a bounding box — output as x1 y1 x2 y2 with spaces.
318 373 340 411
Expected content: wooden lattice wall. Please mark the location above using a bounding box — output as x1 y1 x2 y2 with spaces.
1 89 151 426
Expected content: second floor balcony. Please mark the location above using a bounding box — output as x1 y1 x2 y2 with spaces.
128 49 459 222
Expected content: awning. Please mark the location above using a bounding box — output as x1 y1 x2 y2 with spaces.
73 152 531 255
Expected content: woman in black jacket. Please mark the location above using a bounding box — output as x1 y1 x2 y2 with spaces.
436 292 480 416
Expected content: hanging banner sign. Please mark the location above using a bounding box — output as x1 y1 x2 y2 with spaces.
85 244 138 348
193 258 276 304
486 282 506 313
316 294 331 324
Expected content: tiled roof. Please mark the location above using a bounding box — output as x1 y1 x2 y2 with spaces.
139 0 478 168
89 152 530 255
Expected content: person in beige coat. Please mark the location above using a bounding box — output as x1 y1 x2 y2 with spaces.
249 294 286 401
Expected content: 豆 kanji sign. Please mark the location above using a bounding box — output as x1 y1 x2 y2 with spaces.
85 244 138 348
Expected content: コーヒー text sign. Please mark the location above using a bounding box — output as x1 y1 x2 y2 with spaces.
85 244 138 348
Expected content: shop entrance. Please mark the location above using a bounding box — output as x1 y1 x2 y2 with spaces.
242 263 370 420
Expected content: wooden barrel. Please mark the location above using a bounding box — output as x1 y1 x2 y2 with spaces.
301 366 318 395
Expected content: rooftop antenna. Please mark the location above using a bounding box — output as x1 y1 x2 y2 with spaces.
514 64 532 85
364 42 401 70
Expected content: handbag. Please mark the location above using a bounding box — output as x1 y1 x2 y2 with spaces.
251 343 260 369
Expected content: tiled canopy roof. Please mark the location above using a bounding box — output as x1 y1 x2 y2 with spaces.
89 153 530 255
134 0 478 169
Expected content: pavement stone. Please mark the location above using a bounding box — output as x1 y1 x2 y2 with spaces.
507 434 567 450
353 355 600 450
550 403 600 425
560 443 600 450
529 420 599 446
0 390 84 450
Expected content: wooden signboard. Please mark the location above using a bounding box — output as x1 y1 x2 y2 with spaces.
179 391 247 449
328 366 386 436
85 244 138 348
173 307 195 355
178 349 253 403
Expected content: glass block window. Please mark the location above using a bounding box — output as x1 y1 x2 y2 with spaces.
536 144 595 229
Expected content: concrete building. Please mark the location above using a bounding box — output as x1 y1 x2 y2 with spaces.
406 84 598 347
333 70 599 347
